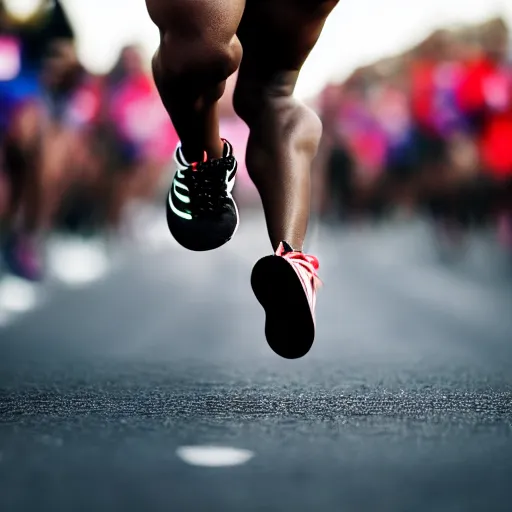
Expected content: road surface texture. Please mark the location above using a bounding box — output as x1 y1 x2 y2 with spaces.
1 211 511 512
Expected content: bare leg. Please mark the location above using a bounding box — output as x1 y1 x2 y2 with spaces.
3 102 43 233
234 0 339 251
145 0 245 162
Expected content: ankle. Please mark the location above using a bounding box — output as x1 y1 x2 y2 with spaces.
207 138 225 160
181 139 224 163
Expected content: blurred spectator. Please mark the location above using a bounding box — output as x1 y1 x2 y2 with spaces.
2 4 511 287
370 71 416 214
97 44 177 230
320 74 388 220
458 20 512 222
317 16 512 249
39 37 103 234
0 0 76 280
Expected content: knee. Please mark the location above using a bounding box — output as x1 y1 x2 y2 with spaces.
233 76 299 122
153 35 242 92
234 81 323 152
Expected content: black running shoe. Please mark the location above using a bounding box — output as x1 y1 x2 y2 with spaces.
251 241 321 359
166 140 239 251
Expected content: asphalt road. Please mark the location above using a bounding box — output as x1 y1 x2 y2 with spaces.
0 211 511 512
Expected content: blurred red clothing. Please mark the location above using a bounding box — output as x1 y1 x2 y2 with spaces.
458 57 512 180
410 60 437 133
107 73 177 163
411 58 468 137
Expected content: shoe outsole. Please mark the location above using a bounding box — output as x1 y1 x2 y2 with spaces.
166 195 239 252
251 255 315 359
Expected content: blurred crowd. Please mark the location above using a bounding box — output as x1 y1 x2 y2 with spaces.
0 0 177 280
315 18 512 247
1 1 511 283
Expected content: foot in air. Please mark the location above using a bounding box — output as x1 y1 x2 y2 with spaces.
251 241 321 359
166 139 239 252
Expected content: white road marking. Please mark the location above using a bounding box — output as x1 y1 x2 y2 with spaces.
176 446 255 467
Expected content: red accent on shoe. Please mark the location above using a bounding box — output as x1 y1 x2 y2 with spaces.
191 151 208 171
275 242 322 314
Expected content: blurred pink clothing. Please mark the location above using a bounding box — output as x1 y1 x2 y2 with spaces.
337 96 387 176
108 74 178 163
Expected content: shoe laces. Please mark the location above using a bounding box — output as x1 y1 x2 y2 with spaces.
187 156 235 215
276 243 322 288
